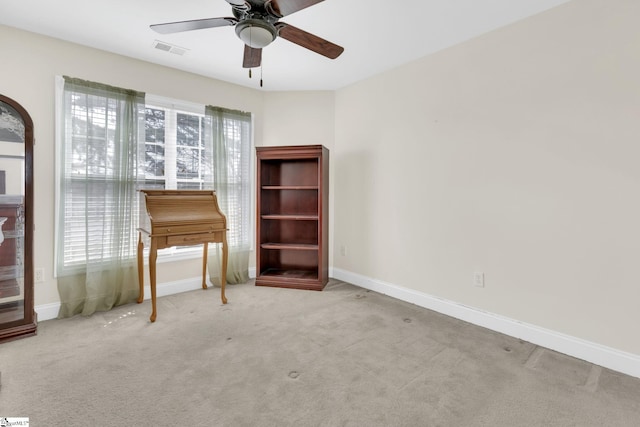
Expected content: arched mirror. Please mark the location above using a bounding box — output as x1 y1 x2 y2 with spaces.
0 94 36 343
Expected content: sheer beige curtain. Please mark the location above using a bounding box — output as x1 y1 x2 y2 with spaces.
203 106 252 285
55 76 145 317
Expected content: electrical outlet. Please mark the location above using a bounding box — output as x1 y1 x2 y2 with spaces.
473 272 484 288
340 245 347 256
35 268 44 283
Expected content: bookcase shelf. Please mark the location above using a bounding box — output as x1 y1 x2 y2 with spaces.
261 243 319 250
261 214 319 220
256 145 329 291
262 186 318 190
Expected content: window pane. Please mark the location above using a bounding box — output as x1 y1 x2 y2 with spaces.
145 108 166 178
145 108 165 143
176 147 200 180
145 143 165 178
177 113 201 147
70 95 119 177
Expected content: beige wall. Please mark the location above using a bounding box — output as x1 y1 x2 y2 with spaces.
262 91 335 149
333 0 640 355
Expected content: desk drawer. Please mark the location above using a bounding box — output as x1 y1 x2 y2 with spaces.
166 232 219 246
153 221 224 236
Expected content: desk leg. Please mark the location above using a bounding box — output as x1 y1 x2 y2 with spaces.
149 239 158 322
202 243 208 289
221 232 228 305
137 232 144 304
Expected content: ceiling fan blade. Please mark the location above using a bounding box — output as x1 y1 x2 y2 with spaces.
277 23 343 59
243 45 262 68
150 17 237 35
224 0 250 11
267 0 324 17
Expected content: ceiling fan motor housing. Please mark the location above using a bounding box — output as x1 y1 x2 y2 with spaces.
235 18 278 48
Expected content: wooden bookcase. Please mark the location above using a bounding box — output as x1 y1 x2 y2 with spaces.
256 145 329 291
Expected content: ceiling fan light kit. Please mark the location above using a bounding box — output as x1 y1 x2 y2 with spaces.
236 19 277 48
150 0 344 71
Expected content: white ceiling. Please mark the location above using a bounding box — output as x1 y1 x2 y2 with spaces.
1 0 570 91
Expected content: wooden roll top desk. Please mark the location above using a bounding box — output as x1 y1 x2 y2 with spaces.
137 190 228 322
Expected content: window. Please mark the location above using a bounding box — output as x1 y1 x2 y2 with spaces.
56 79 252 275
143 96 210 191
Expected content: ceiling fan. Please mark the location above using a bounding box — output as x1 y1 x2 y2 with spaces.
150 0 344 69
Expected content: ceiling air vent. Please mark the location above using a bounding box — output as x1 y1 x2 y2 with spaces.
153 40 188 56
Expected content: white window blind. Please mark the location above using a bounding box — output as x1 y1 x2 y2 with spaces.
56 78 146 274
222 115 252 248
205 106 252 250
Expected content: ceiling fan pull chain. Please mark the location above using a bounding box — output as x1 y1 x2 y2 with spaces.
249 69 252 78
260 65 263 87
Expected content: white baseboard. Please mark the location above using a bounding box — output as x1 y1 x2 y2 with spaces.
36 269 262 322
331 267 640 379
34 302 62 322
36 267 640 379
35 276 207 322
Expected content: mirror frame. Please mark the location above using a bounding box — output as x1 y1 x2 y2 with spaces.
0 94 36 343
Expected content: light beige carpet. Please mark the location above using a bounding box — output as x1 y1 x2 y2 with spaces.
1 279 640 426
